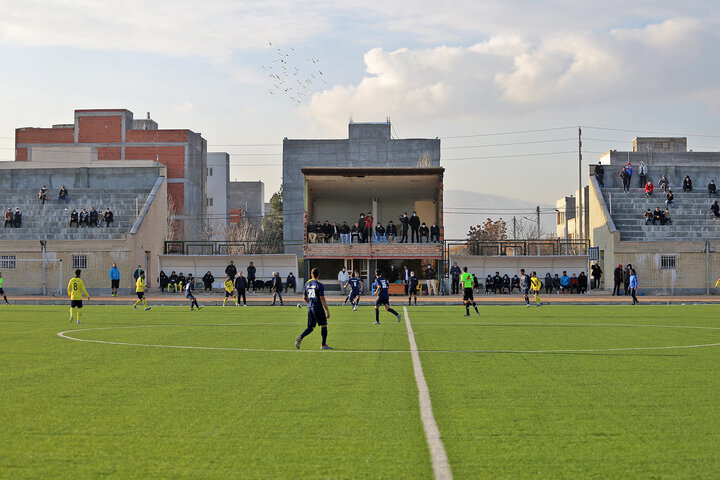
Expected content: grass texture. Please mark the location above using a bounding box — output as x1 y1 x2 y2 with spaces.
1 303 720 479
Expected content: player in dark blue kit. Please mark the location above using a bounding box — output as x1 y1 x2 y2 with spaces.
343 271 364 311
295 268 332 350
373 269 401 324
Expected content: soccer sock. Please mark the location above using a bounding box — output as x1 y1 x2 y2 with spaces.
408 296 411 305
388 308 398 316
4 295 8 304
535 294 540 305
300 327 313 339
69 307 73 318
474 303 479 313
76 310 81 322
465 304 469 314
133 299 140 307
321 326 328 345
525 296 529 305
375 309 379 322
142 298 147 307
192 299 199 308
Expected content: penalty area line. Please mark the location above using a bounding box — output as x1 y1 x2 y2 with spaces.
404 306 453 480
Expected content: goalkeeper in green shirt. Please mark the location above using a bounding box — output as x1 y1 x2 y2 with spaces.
461 267 479 317
0 272 9 304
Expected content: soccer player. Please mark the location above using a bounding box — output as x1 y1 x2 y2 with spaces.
408 270 418 306
133 272 151 311
0 272 10 304
461 267 479 316
222 275 238 306
184 277 201 310
373 269 400 324
343 271 363 311
530 271 543 307
295 268 332 350
520 269 531 307
67 269 90 323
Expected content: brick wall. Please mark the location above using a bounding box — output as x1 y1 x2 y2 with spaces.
304 242 442 259
97 147 122 160
126 130 189 143
78 116 123 143
16 127 74 144
168 183 185 212
126 146 185 178
16 148 27 161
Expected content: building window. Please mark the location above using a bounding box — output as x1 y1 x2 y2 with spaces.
72 255 87 269
0 255 16 269
207 198 214 207
207 167 213 177
660 255 676 270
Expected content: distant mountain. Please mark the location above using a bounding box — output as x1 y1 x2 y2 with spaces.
443 189 555 239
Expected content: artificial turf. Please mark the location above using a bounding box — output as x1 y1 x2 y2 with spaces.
1 303 720 478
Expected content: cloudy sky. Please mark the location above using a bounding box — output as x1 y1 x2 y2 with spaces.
1 0 720 233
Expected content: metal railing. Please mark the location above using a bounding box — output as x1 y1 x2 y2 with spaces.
164 241 283 255
444 238 590 258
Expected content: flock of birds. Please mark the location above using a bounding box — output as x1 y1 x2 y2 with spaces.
262 42 327 106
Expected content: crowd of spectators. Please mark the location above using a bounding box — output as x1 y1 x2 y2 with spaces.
307 210 440 244
69 207 114 228
481 270 592 294
157 261 297 294
3 208 22 228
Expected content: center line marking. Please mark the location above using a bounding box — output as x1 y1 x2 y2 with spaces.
404 307 453 480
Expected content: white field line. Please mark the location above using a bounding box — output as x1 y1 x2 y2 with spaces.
403 307 453 480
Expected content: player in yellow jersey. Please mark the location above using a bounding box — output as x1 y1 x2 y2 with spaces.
67 269 90 324
530 271 543 307
222 275 238 306
460 267 479 316
133 272 151 311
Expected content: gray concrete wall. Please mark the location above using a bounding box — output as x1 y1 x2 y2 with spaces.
0 166 163 189
594 151 720 190
228 181 265 228
181 132 207 241
282 122 441 257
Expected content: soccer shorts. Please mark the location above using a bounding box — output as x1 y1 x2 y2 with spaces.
307 308 327 328
70 300 83 308
225 291 234 298
0 287 4 295
111 279 120 289
463 288 474 302
523 287 530 295
375 297 389 306
409 286 417 295
349 291 359 302
136 292 144 299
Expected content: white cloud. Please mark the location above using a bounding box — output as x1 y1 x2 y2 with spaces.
173 101 195 113
306 17 720 128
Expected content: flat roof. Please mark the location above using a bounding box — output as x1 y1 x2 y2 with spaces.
302 167 444 176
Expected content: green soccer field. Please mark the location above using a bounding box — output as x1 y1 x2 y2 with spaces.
2 304 720 479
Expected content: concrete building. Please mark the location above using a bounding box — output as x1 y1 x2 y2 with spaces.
228 181 265 229
15 109 207 240
205 152 230 239
555 187 588 240
282 122 441 258
0 164 167 295
589 137 720 294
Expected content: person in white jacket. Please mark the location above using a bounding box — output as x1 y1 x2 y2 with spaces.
638 161 648 188
337 268 350 296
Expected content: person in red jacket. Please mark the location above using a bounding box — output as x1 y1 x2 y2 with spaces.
364 212 374 243
644 181 654 198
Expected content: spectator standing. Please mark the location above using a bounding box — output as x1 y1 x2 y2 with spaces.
388 264 399 284
619 168 629 192
109 263 120 296
544 272 553 294
225 260 237 281
424 264 436 295
202 271 215 292
286 272 297 292
364 212 374 243
399 212 409 243
38 185 48 204
638 161 648 188
623 264 632 296
13 208 21 228
665 190 675 209
409 211 420 243
271 272 284 306
419 223 430 243
133 265 143 281
591 264 602 290
595 162 604 187
430 224 440 243
683 175 693 192
104 208 114 227
3 208 12 228
658 175 669 192
58 185 69 204
710 180 719 198
449 262 462 295
402 265 410 295
357 213 365 242
408 271 419 306
338 268 350 297
234 272 247 306
629 269 639 305
625 163 633 187
247 262 256 292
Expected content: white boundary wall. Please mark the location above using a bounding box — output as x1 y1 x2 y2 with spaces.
158 254 298 289
450 255 590 282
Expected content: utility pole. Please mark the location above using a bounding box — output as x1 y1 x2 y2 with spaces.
512 216 517 240
536 206 541 255
578 127 583 240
